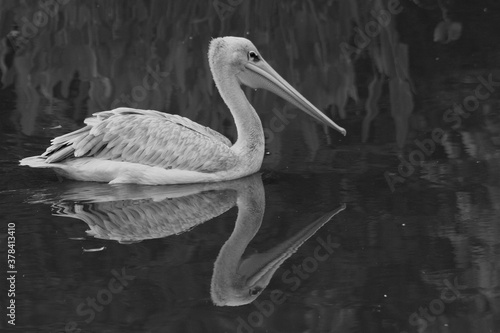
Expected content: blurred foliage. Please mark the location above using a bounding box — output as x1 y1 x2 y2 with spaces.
0 0 413 150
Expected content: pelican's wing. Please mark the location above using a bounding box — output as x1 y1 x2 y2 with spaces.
42 107 237 172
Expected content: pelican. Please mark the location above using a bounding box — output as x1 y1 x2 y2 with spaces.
20 37 346 185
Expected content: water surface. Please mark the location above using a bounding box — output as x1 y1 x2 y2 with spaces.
1 1 499 333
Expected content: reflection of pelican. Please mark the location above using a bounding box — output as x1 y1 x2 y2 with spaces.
36 173 345 305
20 37 345 185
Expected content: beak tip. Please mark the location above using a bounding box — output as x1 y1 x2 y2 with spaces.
340 128 347 136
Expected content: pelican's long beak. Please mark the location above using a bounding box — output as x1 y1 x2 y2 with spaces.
241 60 346 136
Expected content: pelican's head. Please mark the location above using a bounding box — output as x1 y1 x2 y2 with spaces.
208 36 346 136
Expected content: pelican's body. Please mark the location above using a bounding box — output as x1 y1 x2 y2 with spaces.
20 37 345 185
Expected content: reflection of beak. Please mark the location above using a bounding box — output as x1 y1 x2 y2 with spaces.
241 61 346 136
238 204 347 290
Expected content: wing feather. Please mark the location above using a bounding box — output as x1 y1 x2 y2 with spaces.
42 107 237 172
87 138 106 156
77 135 104 156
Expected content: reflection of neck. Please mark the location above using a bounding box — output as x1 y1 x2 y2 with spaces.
211 179 265 298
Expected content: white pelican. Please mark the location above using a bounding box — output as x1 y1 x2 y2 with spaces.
20 37 346 185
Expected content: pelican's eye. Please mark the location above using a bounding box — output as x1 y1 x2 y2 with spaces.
249 287 262 296
247 51 260 62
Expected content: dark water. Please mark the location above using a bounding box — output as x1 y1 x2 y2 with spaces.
1 1 500 333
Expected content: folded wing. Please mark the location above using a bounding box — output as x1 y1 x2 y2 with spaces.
43 107 237 173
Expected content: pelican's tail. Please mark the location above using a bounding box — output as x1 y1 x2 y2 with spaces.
20 156 52 168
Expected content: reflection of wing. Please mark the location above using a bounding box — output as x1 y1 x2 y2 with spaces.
54 190 235 243
41 107 237 172
35 174 262 243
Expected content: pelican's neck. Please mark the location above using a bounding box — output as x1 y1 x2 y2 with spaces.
212 68 265 166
